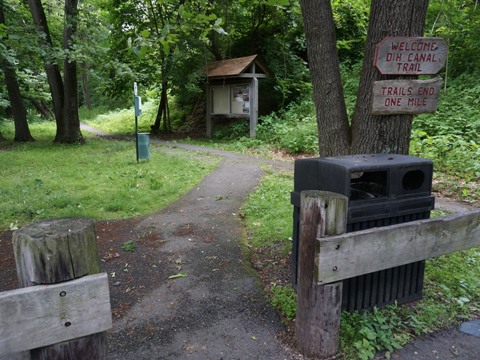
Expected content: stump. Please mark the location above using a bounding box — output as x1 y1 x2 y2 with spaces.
13 217 108 360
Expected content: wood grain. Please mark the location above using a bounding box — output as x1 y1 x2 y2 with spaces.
0 274 111 356
316 210 480 284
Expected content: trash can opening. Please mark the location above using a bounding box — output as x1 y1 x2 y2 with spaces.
402 170 425 191
350 170 388 200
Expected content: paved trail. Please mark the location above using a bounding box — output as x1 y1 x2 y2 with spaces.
3 126 478 359
106 157 300 360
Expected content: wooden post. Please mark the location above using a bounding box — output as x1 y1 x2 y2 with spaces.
12 217 108 360
295 191 348 359
206 83 213 138
249 77 258 138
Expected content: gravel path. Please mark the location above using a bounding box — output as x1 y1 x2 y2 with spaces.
106 158 301 360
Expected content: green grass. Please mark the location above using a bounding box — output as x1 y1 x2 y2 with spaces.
242 169 293 248
82 99 158 134
0 122 219 231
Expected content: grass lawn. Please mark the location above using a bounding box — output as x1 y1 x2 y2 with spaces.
0 127 220 231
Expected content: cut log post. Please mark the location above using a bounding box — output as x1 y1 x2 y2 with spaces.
12 217 108 360
295 191 348 359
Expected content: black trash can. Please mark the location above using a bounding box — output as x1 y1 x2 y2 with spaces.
291 154 435 312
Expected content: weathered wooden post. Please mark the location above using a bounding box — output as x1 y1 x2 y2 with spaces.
12 217 108 360
295 191 347 359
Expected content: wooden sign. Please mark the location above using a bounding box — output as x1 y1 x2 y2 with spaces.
372 77 442 115
375 37 448 75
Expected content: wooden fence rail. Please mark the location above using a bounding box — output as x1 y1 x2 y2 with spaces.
295 190 480 359
0 274 111 356
0 217 112 359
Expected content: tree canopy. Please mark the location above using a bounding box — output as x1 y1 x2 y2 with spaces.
0 0 478 145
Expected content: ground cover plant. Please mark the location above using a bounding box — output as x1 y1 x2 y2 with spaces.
0 122 219 231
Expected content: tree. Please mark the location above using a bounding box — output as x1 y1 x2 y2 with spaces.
104 0 221 134
300 0 429 156
27 0 64 137
61 0 83 143
27 0 84 143
0 0 35 142
427 0 480 77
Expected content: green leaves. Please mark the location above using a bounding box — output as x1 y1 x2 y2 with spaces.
168 272 186 279
342 306 409 359
427 0 480 76
121 240 135 252
270 284 296 320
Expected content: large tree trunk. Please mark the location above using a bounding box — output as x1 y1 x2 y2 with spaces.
60 0 84 144
350 0 429 155
299 0 350 156
2 65 35 142
151 82 171 134
23 94 55 119
0 2 35 142
27 0 64 137
80 63 92 109
300 0 429 157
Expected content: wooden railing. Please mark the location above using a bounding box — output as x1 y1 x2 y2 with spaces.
0 218 112 359
295 191 480 359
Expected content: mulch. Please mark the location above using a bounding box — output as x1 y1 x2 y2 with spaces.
0 217 181 321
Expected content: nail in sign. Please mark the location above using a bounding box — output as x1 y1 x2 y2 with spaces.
375 37 448 75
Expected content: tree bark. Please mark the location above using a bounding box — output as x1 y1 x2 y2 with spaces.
27 0 65 137
13 217 107 359
151 81 167 134
299 0 351 156
351 0 429 155
300 0 430 156
61 0 84 144
0 3 35 142
24 94 55 119
151 78 172 134
80 63 92 109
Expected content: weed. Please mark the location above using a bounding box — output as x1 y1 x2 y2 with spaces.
121 241 136 252
341 306 409 360
271 284 297 320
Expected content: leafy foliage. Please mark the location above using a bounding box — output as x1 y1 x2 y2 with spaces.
271 284 297 320
341 306 408 360
411 72 480 182
332 0 369 62
212 99 318 155
426 0 480 77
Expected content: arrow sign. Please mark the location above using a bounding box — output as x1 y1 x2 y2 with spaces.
375 37 448 75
